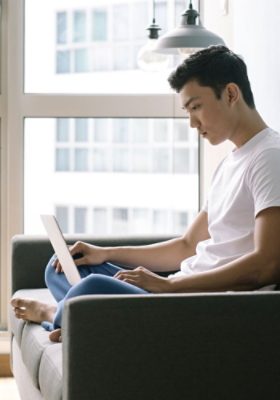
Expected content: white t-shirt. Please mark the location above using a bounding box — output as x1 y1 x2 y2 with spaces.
179 128 280 287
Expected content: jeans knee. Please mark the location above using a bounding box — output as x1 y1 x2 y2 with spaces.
45 255 58 287
72 274 112 296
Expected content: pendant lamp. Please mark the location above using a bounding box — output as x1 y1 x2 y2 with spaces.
154 0 225 55
137 0 169 71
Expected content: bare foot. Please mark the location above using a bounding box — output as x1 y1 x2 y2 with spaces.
11 298 57 324
49 329 62 343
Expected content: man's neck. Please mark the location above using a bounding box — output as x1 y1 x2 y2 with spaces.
230 109 268 148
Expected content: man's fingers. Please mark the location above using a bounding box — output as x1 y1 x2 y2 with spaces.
69 241 84 256
74 256 87 267
115 270 138 280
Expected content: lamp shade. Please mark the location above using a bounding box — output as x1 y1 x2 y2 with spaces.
154 2 225 55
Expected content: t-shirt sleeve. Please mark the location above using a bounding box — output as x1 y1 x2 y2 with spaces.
201 199 208 212
247 148 280 216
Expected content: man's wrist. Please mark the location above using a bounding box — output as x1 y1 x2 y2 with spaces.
103 246 121 264
162 276 177 293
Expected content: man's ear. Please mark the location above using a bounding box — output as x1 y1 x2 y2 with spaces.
225 83 240 105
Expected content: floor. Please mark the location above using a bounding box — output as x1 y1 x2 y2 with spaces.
0 378 21 400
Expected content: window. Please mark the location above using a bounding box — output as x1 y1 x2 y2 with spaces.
51 118 197 174
75 119 88 142
57 118 70 142
56 206 69 233
56 12 67 44
24 0 188 93
73 11 86 43
56 148 70 171
74 207 87 233
24 117 198 236
1 0 200 330
54 206 192 236
56 50 71 74
92 9 107 41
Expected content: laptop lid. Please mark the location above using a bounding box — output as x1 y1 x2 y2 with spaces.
41 214 81 286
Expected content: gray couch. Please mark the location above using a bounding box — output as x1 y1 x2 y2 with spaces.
10 234 280 400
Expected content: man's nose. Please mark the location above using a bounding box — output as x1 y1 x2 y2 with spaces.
189 114 199 129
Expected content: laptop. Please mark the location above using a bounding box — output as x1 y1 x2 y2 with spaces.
41 214 82 285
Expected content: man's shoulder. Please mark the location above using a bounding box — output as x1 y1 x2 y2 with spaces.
250 128 280 160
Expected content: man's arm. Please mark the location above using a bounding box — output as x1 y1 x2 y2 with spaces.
66 210 210 273
167 207 280 292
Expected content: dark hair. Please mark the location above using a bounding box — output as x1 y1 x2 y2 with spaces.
168 45 255 108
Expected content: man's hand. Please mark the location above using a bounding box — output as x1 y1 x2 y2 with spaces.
114 267 170 293
53 241 108 273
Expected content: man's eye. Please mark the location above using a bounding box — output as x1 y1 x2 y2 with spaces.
191 104 201 111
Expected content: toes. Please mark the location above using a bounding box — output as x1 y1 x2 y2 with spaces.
11 298 27 308
49 329 62 343
14 308 26 320
11 298 21 307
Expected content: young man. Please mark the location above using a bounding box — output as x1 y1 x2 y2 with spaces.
11 45 280 342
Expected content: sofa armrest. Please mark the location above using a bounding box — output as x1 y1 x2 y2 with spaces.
62 291 280 400
11 234 172 293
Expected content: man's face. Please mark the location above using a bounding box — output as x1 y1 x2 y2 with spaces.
180 80 235 145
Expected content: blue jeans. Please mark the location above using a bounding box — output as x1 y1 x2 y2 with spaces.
44 255 149 330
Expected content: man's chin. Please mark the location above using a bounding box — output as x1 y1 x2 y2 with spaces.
206 136 226 146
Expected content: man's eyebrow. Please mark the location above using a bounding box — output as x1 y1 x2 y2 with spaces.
182 96 200 110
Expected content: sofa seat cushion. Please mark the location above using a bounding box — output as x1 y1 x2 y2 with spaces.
39 343 63 400
21 322 60 388
10 288 61 391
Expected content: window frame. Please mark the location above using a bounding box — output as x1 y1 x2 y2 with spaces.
0 0 204 330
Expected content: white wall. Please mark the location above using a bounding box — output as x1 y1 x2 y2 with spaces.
232 0 280 133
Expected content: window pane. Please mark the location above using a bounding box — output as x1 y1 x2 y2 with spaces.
74 207 87 233
91 46 111 71
113 120 129 142
75 149 88 171
92 9 107 41
174 149 190 173
132 148 150 172
92 149 108 172
113 148 130 172
153 210 169 234
93 207 108 235
56 118 70 142
56 12 67 44
75 119 88 142
24 118 198 236
156 1 168 33
56 148 70 171
132 119 149 143
73 11 86 42
55 206 69 233
174 120 189 142
25 0 178 94
93 119 108 142
131 208 150 233
153 149 169 173
113 4 129 41
112 208 129 234
74 48 89 72
173 211 188 233
56 50 71 74
113 45 132 70
154 120 169 142
132 2 148 40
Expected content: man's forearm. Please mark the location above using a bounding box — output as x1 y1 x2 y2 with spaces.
166 251 279 292
105 237 195 272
